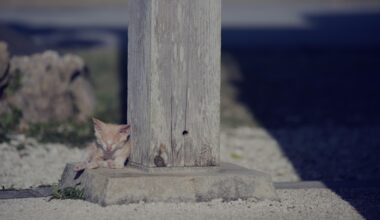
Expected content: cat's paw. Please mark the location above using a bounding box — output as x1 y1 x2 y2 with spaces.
107 160 115 169
87 161 99 169
73 162 86 171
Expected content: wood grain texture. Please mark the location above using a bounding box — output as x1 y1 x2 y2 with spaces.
128 0 152 167
128 0 221 168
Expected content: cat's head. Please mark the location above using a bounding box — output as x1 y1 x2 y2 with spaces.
92 118 131 152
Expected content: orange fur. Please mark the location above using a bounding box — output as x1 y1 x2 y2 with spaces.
73 118 131 171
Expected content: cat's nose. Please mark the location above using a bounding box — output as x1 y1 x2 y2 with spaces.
106 145 112 151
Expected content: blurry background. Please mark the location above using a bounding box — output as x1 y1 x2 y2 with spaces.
1 0 380 208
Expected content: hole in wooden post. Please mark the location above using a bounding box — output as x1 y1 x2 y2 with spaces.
182 130 189 136
154 155 166 167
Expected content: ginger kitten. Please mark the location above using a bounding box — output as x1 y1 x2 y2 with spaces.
73 118 131 171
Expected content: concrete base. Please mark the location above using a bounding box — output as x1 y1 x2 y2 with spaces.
60 163 278 206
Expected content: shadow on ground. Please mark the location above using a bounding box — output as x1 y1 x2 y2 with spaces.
223 11 380 219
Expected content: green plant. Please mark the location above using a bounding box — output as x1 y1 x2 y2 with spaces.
0 107 22 142
50 184 84 200
1 185 16 191
15 143 25 151
230 152 243 160
0 107 22 130
4 68 22 96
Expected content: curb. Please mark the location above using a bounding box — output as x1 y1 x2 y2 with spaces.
0 186 52 199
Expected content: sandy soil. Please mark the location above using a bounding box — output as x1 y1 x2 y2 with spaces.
2 124 380 189
0 188 363 220
0 128 298 189
1 128 377 219
221 127 300 182
0 135 83 189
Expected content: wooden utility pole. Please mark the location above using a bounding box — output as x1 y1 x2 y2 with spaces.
128 0 221 169
61 0 277 205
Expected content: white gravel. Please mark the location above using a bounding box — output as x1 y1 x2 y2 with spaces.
2 125 379 188
221 127 300 182
0 135 84 189
0 188 364 220
0 128 299 189
0 128 374 219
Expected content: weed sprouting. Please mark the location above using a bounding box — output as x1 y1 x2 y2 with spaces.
49 184 85 201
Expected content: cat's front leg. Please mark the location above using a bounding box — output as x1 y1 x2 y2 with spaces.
107 160 115 168
112 157 126 169
87 161 99 169
104 158 125 169
73 161 99 171
92 159 115 168
96 160 109 168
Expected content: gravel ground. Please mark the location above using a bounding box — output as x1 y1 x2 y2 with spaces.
221 127 300 182
1 127 299 189
222 126 380 182
2 125 380 188
1 127 379 219
0 135 83 189
0 188 364 220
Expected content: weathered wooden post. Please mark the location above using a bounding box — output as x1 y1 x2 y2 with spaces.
128 0 220 169
60 0 277 205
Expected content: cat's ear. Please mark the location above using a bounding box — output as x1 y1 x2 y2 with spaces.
119 124 131 134
92 118 105 135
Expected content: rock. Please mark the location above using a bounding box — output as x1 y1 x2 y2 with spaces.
1 49 95 124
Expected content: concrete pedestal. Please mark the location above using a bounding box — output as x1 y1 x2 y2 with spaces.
60 163 278 206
